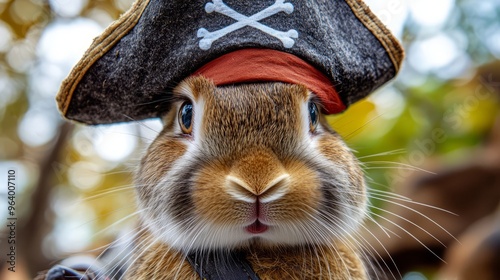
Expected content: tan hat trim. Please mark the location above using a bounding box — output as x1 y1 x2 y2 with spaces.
57 0 403 119
344 0 405 72
56 0 151 117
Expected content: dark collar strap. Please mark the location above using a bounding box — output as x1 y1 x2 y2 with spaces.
186 250 260 280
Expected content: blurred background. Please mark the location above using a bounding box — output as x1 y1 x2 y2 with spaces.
0 0 499 279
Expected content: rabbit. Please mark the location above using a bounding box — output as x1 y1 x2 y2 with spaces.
122 75 369 279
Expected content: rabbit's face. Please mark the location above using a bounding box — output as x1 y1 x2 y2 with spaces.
136 76 366 251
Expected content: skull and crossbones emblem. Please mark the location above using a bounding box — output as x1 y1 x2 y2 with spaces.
197 0 299 50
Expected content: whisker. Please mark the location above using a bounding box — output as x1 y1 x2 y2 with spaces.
368 191 458 216
80 185 136 202
356 149 407 159
63 204 137 236
368 187 411 201
363 160 437 175
122 114 161 134
343 112 386 140
91 208 148 239
367 195 459 243
370 211 446 263
84 224 148 278
369 204 447 248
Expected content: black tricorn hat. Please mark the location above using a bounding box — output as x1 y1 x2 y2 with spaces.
56 0 404 125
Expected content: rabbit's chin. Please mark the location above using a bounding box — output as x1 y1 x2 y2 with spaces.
142 212 364 252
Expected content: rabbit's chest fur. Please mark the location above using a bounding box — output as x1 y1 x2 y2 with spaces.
126 231 367 280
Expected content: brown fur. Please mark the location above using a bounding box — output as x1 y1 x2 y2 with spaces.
127 231 366 279
129 77 368 279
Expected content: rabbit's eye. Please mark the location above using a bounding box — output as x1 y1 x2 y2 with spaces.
179 101 193 134
308 101 319 131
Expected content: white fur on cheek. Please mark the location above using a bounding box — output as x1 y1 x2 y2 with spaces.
139 149 194 250
296 95 367 241
192 96 205 145
140 92 212 251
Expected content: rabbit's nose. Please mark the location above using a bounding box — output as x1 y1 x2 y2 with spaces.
224 148 289 202
225 173 290 203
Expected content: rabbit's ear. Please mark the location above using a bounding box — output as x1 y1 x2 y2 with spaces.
57 0 403 125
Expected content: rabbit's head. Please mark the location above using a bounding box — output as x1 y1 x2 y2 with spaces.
136 76 367 252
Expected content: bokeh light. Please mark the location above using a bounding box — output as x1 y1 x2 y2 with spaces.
408 0 454 28
18 107 59 146
92 124 139 162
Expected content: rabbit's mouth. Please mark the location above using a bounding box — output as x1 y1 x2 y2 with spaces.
246 220 269 234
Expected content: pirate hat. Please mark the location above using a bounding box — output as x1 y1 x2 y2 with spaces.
56 0 404 125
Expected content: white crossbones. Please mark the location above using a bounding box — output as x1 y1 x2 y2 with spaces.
197 0 299 50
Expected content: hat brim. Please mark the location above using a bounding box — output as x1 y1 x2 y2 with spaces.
57 0 404 125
